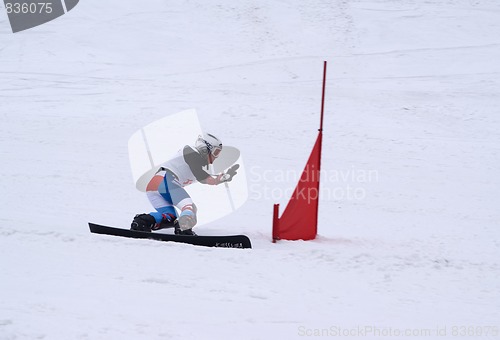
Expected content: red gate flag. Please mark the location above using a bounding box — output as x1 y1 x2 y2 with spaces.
272 132 322 241
272 61 327 242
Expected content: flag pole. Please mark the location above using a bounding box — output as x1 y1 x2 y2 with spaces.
315 61 327 237
272 204 280 243
319 61 327 132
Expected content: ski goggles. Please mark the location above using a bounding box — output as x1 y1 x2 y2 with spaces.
202 140 222 158
211 146 222 158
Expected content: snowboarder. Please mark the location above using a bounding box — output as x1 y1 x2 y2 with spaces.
130 133 239 236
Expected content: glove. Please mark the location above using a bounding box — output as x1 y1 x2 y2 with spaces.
219 164 240 183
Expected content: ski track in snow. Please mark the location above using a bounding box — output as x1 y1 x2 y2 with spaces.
1 0 500 339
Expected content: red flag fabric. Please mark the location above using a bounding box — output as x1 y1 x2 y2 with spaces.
273 132 322 241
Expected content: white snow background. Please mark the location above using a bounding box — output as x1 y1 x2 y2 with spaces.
1 0 499 339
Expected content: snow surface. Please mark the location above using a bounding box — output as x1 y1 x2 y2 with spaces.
1 0 500 339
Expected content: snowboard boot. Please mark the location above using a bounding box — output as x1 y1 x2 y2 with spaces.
174 214 197 236
151 213 177 231
130 214 156 232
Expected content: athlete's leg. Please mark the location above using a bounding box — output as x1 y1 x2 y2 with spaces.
160 173 197 232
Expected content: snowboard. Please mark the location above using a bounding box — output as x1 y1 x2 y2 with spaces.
88 223 252 249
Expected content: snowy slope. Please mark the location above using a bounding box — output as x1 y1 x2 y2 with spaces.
1 0 500 339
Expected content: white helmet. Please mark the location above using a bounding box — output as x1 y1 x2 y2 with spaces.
195 133 223 159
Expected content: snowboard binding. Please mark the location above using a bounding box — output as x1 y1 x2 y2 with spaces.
130 213 180 233
130 214 156 232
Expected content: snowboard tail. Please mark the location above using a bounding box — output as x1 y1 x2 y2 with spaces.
88 223 252 249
